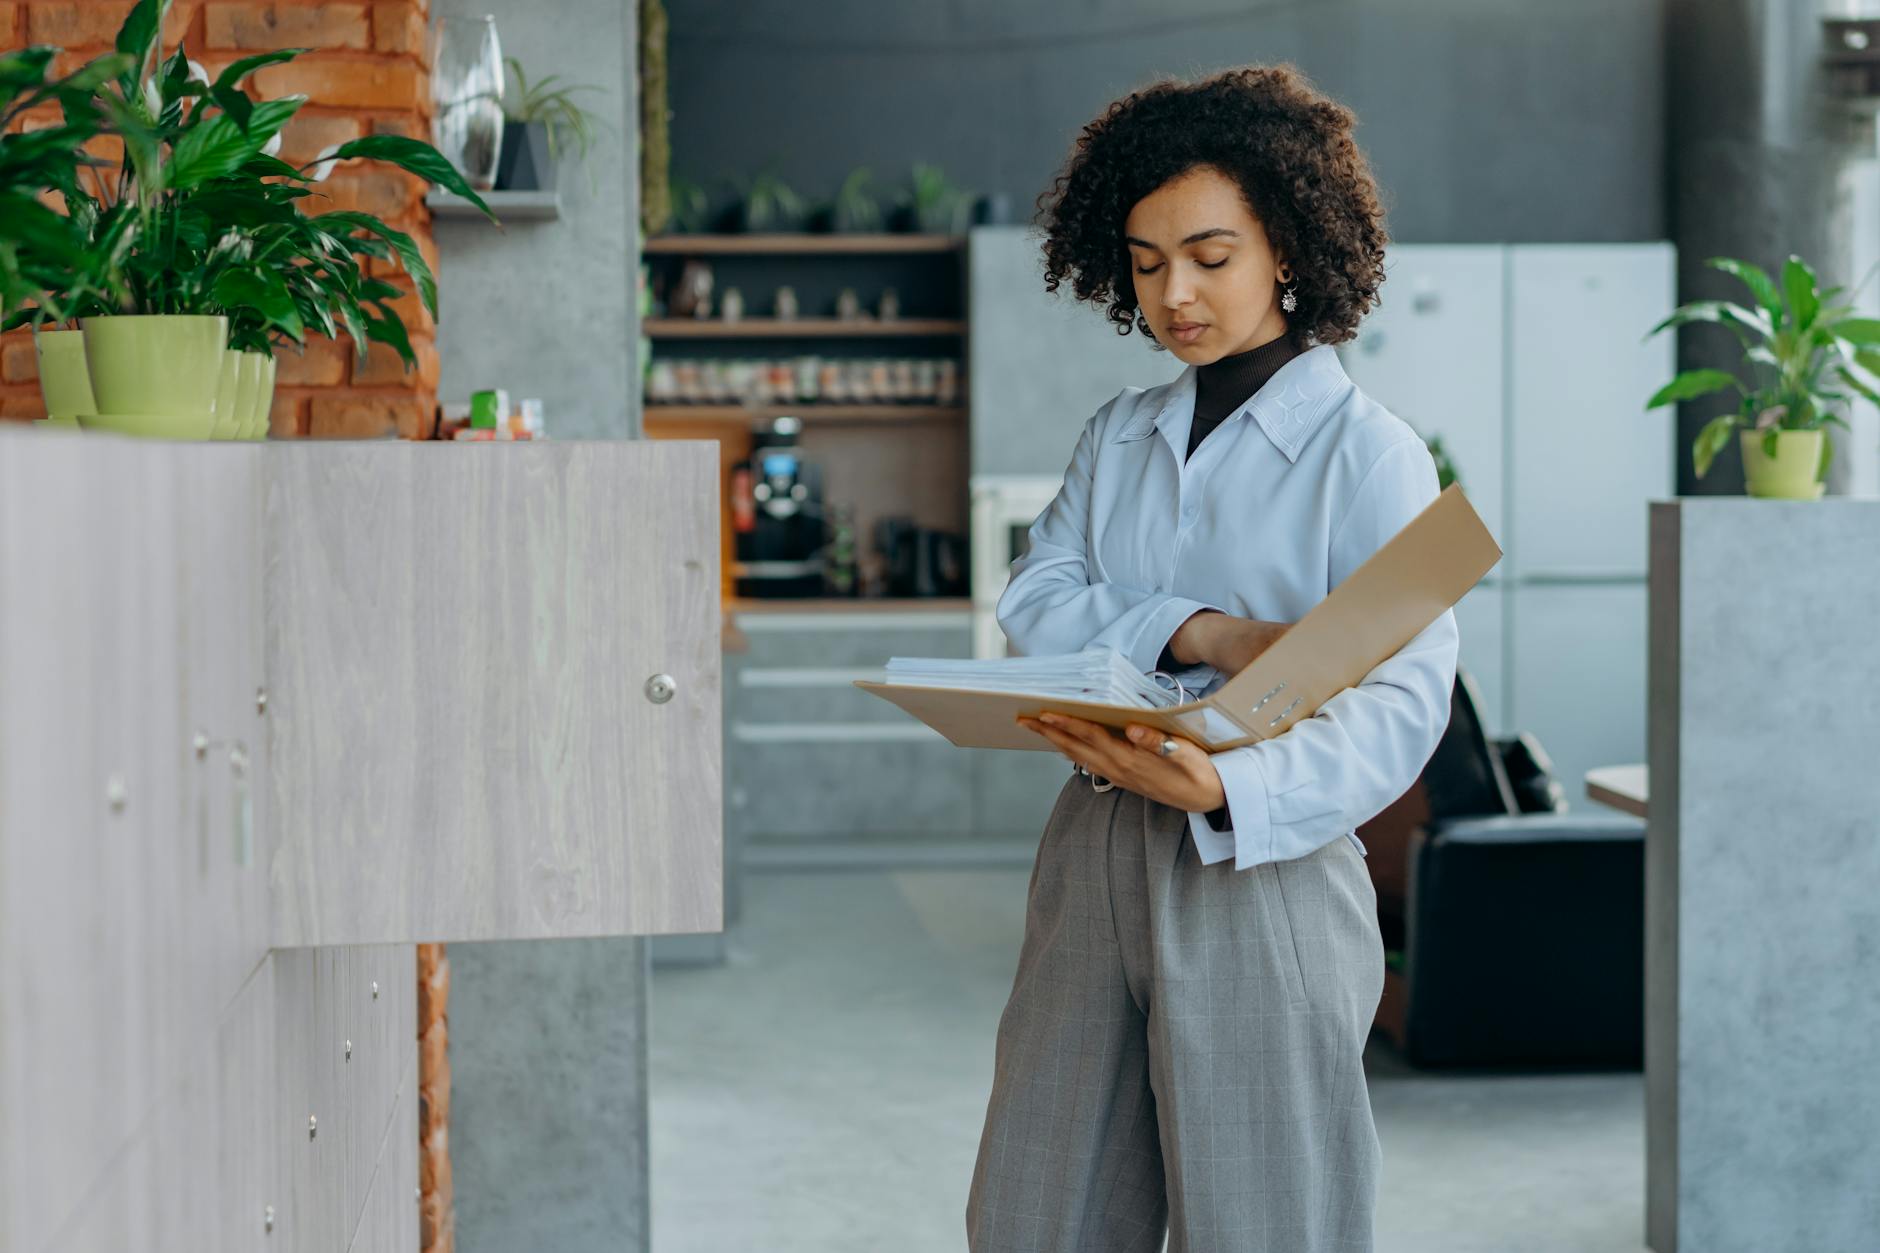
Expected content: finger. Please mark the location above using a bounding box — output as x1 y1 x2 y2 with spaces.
1036 712 1117 748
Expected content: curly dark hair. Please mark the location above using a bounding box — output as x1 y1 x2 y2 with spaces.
1037 64 1388 348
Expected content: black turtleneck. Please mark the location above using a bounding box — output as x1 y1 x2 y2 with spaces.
1186 331 1303 461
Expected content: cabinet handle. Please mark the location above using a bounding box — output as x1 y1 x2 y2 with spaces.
644 673 678 705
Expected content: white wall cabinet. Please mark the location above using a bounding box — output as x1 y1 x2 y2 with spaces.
1341 243 1673 795
0 434 721 1253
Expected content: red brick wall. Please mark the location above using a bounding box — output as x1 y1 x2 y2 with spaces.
0 0 441 438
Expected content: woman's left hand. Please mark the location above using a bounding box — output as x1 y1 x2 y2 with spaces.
1018 712 1227 813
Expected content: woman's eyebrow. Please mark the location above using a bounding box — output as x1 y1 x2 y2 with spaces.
1124 228 1242 249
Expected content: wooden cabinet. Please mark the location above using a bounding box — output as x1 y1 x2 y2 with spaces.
0 433 721 1253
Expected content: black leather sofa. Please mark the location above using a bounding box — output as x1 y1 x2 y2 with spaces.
1361 669 1645 1068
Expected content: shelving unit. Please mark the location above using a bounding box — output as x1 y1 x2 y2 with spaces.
644 233 962 256
640 231 972 609
644 317 965 339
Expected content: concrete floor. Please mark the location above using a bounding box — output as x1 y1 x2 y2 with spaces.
649 866 1648 1252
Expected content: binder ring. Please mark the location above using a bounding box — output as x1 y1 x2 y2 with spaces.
1268 696 1305 728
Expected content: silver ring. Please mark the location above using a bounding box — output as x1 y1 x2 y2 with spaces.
1157 737 1178 758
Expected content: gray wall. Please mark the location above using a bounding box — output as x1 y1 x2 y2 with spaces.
434 0 642 438
668 0 1664 244
450 939 651 1253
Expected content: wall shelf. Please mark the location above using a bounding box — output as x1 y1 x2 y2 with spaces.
644 404 964 424
644 318 965 339
427 189 561 220
644 233 963 255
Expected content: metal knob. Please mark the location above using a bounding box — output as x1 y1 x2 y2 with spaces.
644 673 677 705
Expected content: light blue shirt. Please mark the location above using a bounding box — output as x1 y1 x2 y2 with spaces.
996 344 1459 870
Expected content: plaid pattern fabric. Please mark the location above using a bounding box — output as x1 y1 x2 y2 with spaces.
967 773 1385 1252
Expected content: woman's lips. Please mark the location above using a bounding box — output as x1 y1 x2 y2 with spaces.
1170 322 1208 344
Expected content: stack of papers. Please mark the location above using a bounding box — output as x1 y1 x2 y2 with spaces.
883 648 1183 709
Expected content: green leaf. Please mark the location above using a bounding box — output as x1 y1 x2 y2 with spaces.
1646 300 1771 342
362 302 414 366
324 135 498 220
166 97 303 190
213 49 304 95
212 266 302 338
314 210 436 316
1693 412 1738 479
0 47 56 112
114 0 165 79
210 83 252 130
1707 257 1784 322
1831 317 1880 344
1648 368 1741 408
1835 366 1880 406
1782 256 1820 332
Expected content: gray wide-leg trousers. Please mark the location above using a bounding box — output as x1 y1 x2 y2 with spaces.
967 772 1385 1253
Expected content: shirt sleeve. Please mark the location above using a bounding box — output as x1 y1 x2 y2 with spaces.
996 406 1223 671
1187 437 1460 870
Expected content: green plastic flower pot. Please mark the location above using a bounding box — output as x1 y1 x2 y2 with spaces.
241 352 276 439
211 349 243 440
230 351 264 439
1740 429 1825 500
80 314 227 439
34 329 96 421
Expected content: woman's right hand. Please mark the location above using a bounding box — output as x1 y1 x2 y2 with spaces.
1169 609 1292 676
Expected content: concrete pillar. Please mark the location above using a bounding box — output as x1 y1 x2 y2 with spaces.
1666 0 1867 495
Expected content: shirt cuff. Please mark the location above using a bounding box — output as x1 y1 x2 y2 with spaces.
1186 746 1273 869
1127 596 1222 676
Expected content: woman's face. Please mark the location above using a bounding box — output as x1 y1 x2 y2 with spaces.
1123 165 1291 364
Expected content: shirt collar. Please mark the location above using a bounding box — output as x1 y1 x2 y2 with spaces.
1110 343 1351 463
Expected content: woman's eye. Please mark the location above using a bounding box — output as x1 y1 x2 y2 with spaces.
1133 263 1163 275
1198 258 1229 269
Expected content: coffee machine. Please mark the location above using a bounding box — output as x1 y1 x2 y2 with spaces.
730 415 826 597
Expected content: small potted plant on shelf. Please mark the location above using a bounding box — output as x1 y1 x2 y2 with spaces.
4 0 495 439
893 163 971 234
714 170 803 233
805 166 881 234
497 55 605 192
1646 254 1880 498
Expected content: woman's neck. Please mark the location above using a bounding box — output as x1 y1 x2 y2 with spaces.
1194 332 1301 422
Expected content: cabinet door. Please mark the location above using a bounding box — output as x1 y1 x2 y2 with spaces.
264 441 722 946
0 437 189 1251
1453 581 1508 737
1339 245 1507 553
1509 582 1648 811
1509 245 1675 578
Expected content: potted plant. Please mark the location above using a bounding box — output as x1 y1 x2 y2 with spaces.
6 0 495 438
497 55 604 192
894 163 971 234
1646 254 1880 498
0 44 137 423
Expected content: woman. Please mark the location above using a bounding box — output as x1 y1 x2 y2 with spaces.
966 65 1458 1252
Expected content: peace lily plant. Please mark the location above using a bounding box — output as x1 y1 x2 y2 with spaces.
1646 254 1880 499
0 0 494 438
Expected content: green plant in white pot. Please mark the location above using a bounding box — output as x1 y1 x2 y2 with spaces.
1646 254 1880 498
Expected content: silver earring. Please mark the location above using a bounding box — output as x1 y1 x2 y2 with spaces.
1281 283 1299 314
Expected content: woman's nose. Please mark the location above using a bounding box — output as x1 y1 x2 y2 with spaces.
1162 269 1195 308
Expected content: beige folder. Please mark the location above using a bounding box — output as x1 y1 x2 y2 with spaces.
855 483 1502 752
